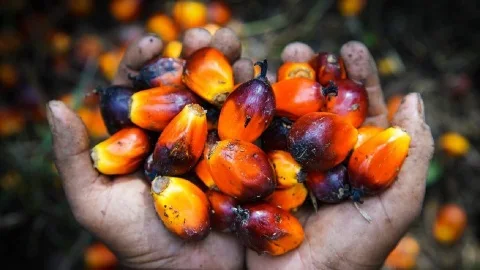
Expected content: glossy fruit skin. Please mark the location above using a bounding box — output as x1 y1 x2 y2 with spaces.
348 127 411 196
234 203 304 256
312 52 347 86
207 139 276 202
183 47 234 107
288 112 358 172
194 159 216 189
97 85 134 134
324 79 368 128
433 204 467 245
91 127 150 175
129 85 198 132
387 95 403 123
354 126 383 149
265 183 308 211
267 150 306 189
272 78 323 120
207 190 238 232
261 117 292 152
277 62 315 81
217 60 275 142
151 176 210 241
130 58 185 90
152 104 207 175
306 164 349 203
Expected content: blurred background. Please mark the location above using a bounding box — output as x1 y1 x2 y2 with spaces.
1 0 480 269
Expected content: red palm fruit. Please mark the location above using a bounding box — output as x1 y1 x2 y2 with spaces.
272 77 338 120
277 62 315 81
183 47 234 107
207 139 276 201
354 126 383 149
207 1 231 25
311 52 347 86
207 190 238 232
96 85 134 134
234 203 304 256
348 127 411 199
151 176 210 240
152 104 207 175
130 57 185 90
306 164 349 203
265 183 308 211
261 117 292 152
288 112 358 172
267 150 306 189
324 79 368 128
217 60 276 142
91 127 150 175
129 85 199 132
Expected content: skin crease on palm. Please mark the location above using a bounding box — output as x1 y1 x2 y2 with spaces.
47 28 434 270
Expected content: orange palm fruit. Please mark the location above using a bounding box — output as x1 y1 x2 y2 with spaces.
151 176 210 240
195 130 220 189
217 60 275 142
207 190 238 232
173 1 207 30
98 48 125 81
267 150 306 189
110 0 141 22
203 23 221 35
0 107 25 137
129 85 199 132
265 183 308 211
387 95 403 123
311 52 347 87
151 104 207 176
183 47 234 107
163 41 183 58
288 112 358 172
354 126 383 149
146 14 179 42
433 203 467 245
234 203 304 256
130 57 186 89
272 77 338 120
384 235 420 270
306 164 349 203
348 127 411 199
277 62 315 81
207 139 276 201
84 242 118 269
261 117 292 152
324 79 368 128
91 127 151 175
77 107 108 139
207 1 231 25
439 132 470 157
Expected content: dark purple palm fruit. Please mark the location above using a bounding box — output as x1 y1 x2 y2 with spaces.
129 57 185 90
305 164 349 203
261 117 292 152
96 85 134 134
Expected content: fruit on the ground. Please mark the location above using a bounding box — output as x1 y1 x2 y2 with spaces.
433 203 467 245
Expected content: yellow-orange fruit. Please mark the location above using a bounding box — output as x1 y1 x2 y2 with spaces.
384 235 420 270
265 183 308 211
433 203 467 245
207 139 276 201
194 159 216 190
77 107 109 138
234 203 304 256
151 176 210 240
183 47 234 107
277 62 315 81
0 107 25 137
267 150 306 189
98 48 125 81
84 242 118 269
163 41 183 58
203 23 221 35
207 1 231 25
439 132 470 157
387 95 403 123
173 1 207 30
129 85 198 131
146 14 179 42
338 0 366 17
91 127 150 175
348 127 411 197
152 104 207 175
354 126 383 149
110 0 141 22
207 190 238 232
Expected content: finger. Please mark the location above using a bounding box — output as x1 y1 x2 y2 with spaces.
233 58 254 84
112 34 163 86
181 28 212 59
340 41 388 127
281 42 315 63
211 27 241 63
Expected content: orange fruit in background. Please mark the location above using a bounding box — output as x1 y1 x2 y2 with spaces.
173 1 207 30
84 242 118 269
433 203 467 245
146 14 179 42
110 0 141 22
384 235 420 270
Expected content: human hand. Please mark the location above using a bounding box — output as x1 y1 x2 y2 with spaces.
247 42 434 270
